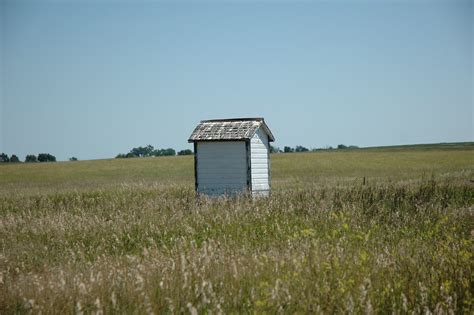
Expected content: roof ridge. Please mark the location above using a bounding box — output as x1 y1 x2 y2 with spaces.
201 117 264 123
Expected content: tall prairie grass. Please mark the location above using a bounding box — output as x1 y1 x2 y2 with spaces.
0 147 473 313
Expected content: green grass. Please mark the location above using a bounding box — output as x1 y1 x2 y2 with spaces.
1 144 472 195
272 148 473 187
0 156 193 196
0 145 473 313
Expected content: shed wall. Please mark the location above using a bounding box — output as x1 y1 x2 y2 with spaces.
250 127 270 196
196 141 248 196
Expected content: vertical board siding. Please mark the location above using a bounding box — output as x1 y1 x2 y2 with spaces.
250 127 270 196
196 141 248 196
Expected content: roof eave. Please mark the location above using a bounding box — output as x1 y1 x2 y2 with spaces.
188 138 248 143
260 121 275 142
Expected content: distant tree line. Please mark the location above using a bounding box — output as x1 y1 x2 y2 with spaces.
177 149 193 156
270 144 359 153
0 153 57 163
335 144 359 150
1 143 359 163
116 145 193 159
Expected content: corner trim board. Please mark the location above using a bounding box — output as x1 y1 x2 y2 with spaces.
193 142 198 192
246 139 252 193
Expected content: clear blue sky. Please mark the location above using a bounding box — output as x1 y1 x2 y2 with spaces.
1 0 472 161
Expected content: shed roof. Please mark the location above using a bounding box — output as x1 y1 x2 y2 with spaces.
188 118 275 143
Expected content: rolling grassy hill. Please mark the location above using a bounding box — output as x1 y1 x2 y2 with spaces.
0 143 473 313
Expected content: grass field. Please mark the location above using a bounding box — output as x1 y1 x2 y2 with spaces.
1 144 473 313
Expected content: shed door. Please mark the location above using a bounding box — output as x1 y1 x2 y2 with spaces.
196 141 248 196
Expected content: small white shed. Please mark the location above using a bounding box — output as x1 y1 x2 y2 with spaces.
188 118 275 197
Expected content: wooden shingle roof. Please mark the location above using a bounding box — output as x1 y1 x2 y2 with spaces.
188 118 275 142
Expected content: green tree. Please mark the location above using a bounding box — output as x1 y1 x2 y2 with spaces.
10 155 20 163
295 145 309 152
130 145 154 157
69 157 78 161
38 153 56 162
284 146 294 153
163 148 176 156
25 155 37 163
151 149 163 157
0 153 9 162
270 145 280 153
177 149 193 156
152 148 176 157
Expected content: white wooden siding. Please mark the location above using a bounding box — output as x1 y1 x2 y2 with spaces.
196 141 248 196
250 127 270 196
